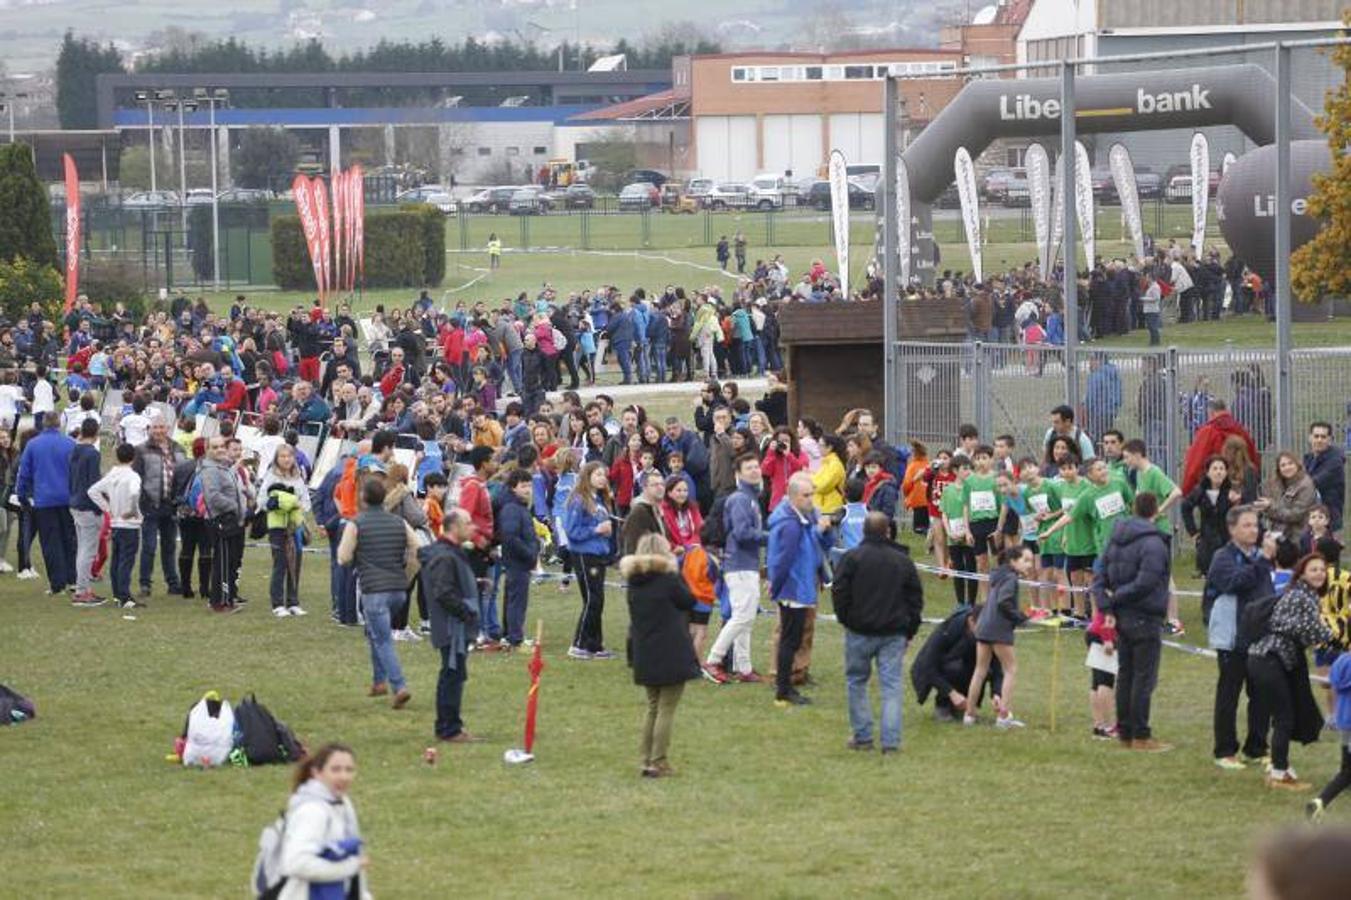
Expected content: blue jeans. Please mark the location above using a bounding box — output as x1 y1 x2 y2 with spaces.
361 590 407 691
611 340 633 383
329 522 357 623
751 333 766 375
844 631 907 749
111 527 138 601
476 557 502 641
436 645 467 738
1143 312 1161 345
139 508 181 592
507 347 524 395
651 341 669 383
761 332 781 372
635 341 651 382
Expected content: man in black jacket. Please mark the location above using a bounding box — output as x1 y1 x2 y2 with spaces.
911 605 1002 722
831 513 923 752
1204 505 1277 769
417 509 480 743
1093 493 1172 751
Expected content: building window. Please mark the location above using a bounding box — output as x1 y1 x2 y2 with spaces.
533 146 547 155
505 146 520 156
758 67 779 81
844 65 873 80
805 66 823 80
477 147 492 156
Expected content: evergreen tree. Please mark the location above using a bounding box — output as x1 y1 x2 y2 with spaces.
55 30 125 128
0 144 59 269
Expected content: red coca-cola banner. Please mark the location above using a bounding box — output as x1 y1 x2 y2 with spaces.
63 154 80 315
292 174 325 299
351 164 365 286
331 170 345 296
313 177 333 305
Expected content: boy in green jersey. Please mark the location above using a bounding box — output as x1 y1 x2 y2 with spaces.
1122 438 1186 634
962 445 1002 597
1019 457 1062 617
941 455 978 607
1040 459 1102 617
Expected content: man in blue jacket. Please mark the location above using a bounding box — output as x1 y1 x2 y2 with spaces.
703 454 768 684
630 296 651 384
1093 493 1173 752
1304 422 1345 534
1204 505 1277 770
768 473 833 706
498 470 541 649
16 416 78 593
605 304 635 385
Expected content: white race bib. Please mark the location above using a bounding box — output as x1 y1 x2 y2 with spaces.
970 490 997 513
1020 515 1039 539
1061 496 1077 513
947 519 968 539
1095 491 1126 519
1028 493 1050 514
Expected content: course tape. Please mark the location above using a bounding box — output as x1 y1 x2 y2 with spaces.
911 560 1205 599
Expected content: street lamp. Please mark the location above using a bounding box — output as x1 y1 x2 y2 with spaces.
162 94 199 244
195 87 229 292
0 91 30 142
134 90 157 193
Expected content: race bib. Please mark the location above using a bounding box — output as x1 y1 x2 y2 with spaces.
947 519 968 539
1061 497 1077 513
1019 515 1038 539
1095 491 1126 518
970 490 997 513
1029 493 1050 514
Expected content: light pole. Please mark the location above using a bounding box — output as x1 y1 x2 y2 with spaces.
0 91 29 141
163 95 197 244
135 91 157 193
196 87 228 292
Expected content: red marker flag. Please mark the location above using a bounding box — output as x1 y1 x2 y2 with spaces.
523 622 544 755
63 154 81 314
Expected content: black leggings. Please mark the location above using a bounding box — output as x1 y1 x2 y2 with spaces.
178 517 212 598
390 575 424 631
572 553 607 652
949 543 978 606
1317 746 1351 807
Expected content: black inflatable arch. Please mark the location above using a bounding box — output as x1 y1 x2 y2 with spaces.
899 63 1319 203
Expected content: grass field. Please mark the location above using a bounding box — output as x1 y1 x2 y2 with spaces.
1 533 1341 899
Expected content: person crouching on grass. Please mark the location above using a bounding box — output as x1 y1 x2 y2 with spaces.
624 533 701 778
964 545 1035 729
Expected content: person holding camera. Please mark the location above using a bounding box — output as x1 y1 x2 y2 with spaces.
418 508 482 744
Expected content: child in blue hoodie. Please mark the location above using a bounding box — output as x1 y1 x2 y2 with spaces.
1309 652 1351 821
549 449 579 590
831 480 868 567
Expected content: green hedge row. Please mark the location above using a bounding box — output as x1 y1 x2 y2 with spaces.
270 205 444 291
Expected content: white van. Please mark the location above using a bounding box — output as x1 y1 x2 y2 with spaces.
747 173 788 210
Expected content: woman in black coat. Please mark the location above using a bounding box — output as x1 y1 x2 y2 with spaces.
1181 455 1234 575
622 533 699 778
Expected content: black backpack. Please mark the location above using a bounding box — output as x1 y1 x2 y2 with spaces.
700 494 730 550
1238 593 1280 648
0 683 36 725
235 695 304 765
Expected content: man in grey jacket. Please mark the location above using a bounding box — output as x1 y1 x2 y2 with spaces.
132 419 185 598
199 436 247 611
494 312 525 395
418 508 481 743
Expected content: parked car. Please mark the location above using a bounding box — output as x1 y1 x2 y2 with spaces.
618 182 660 211
559 184 595 209
800 179 874 211
464 186 519 213
1135 171 1164 199
508 186 551 215
701 182 752 210
935 182 962 209
980 168 1019 201
1091 169 1116 202
1002 174 1030 207
685 177 715 199
123 190 180 209
216 187 273 204
626 169 669 188
747 173 789 210
1164 175 1192 204
397 185 457 214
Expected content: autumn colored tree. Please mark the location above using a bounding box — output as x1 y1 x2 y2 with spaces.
1291 13 1351 302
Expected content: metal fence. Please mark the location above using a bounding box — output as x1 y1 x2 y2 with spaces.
894 339 1349 500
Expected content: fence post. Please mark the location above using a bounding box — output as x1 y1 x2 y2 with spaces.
1165 345 1180 486
1273 41 1294 452
1060 60 1082 415
973 341 992 439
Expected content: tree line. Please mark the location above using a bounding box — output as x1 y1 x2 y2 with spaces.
56 29 719 128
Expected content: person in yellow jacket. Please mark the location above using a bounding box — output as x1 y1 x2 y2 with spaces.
487 233 502 270
812 434 848 516
259 444 311 617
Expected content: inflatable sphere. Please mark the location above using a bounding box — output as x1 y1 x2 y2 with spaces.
1216 139 1331 283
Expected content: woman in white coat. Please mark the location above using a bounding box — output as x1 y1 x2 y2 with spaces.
279 743 372 900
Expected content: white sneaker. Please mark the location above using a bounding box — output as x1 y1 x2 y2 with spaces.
994 715 1026 730
17 568 37 580
962 715 978 727
288 606 308 617
272 607 290 618
0 561 14 573
392 628 410 642
403 627 422 642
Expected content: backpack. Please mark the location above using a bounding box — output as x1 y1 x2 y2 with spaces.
235 694 304 766
180 470 208 519
0 683 36 725
699 494 730 550
252 811 290 899
1239 592 1280 648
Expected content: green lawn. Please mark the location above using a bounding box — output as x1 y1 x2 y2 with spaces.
1094 316 1351 349
0 540 1339 899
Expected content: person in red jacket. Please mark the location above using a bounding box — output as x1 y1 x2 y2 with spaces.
215 368 250 414
1182 398 1259 494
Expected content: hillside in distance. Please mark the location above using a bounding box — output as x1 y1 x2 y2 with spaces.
0 0 966 73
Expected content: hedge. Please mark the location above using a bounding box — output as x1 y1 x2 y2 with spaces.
271 206 444 291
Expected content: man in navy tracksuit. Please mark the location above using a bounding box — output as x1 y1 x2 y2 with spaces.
16 417 77 593
703 454 769 683
498 470 540 649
